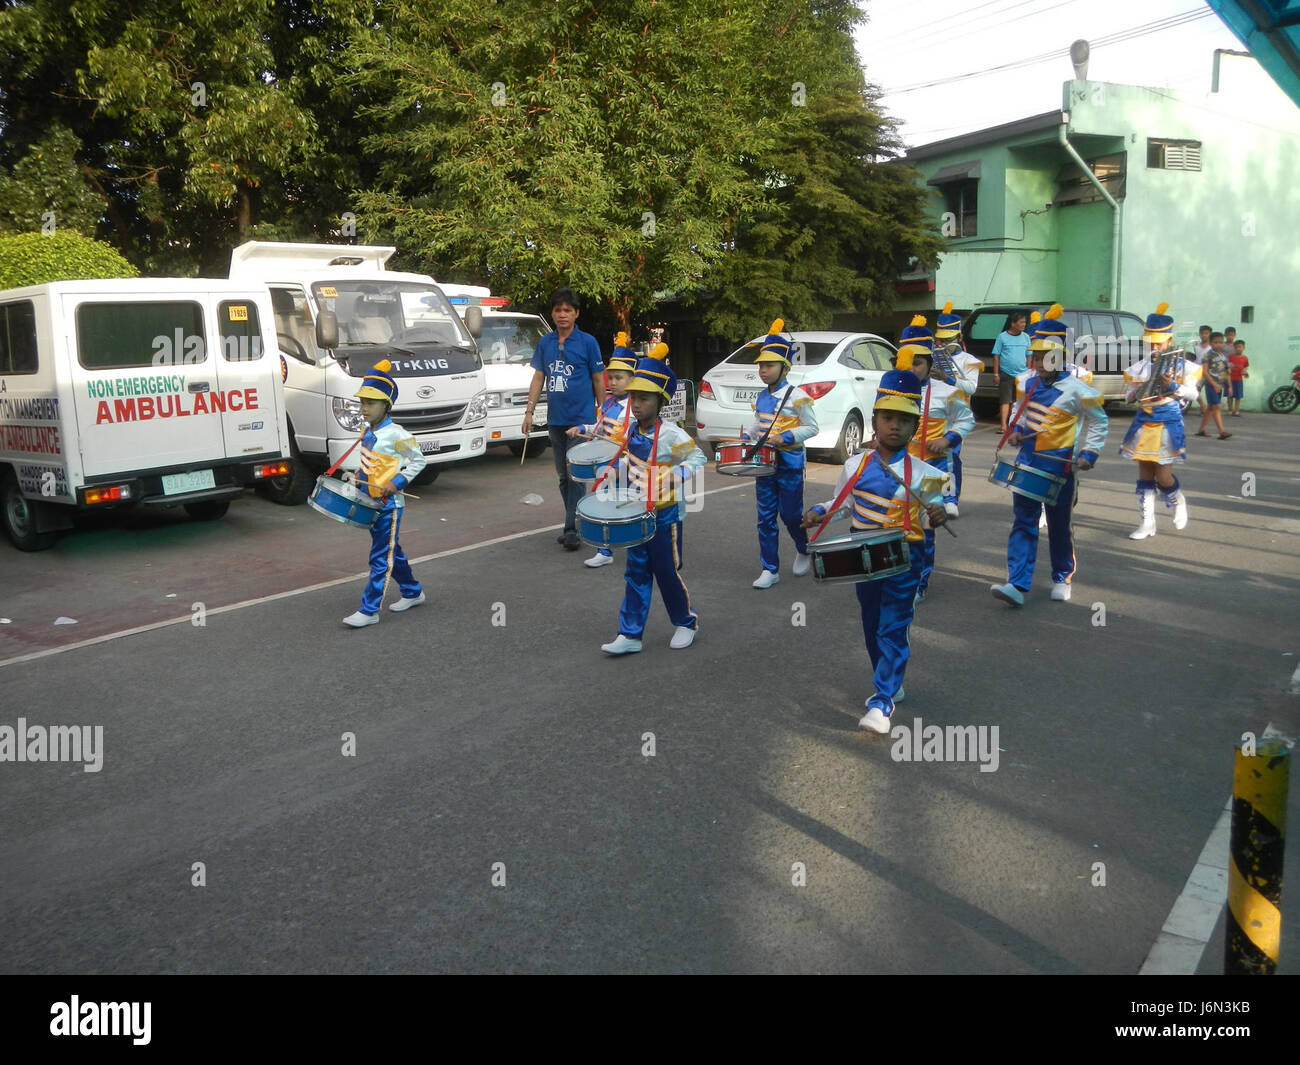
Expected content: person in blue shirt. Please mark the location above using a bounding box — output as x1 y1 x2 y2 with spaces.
521 288 606 550
991 310 1030 434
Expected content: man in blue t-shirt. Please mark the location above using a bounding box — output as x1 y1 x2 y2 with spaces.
522 287 606 549
991 310 1030 432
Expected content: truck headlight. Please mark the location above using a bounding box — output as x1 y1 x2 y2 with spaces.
466 390 487 423
485 391 503 409
332 396 365 431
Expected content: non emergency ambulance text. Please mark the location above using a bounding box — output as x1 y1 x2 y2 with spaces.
94 388 259 424
86 375 187 399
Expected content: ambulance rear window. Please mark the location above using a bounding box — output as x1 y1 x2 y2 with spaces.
0 301 38 374
77 302 205 369
219 301 264 361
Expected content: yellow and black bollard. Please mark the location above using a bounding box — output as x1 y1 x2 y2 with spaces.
1225 737 1290 974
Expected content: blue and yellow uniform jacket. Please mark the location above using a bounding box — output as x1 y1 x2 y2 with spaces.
357 417 426 510
578 393 631 444
811 448 946 543
1011 370 1108 471
907 377 975 461
743 381 819 468
616 419 708 524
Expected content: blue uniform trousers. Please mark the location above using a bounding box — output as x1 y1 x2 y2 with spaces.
916 451 952 592
618 515 696 638
949 443 963 501
756 464 808 572
1006 473 1077 591
855 544 924 712
360 505 421 615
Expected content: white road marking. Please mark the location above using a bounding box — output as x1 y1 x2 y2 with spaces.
1139 723 1292 974
0 480 749 670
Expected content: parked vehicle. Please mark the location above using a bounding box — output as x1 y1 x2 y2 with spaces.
963 305 1148 403
695 332 899 464
228 242 488 503
437 284 551 458
1267 365 1300 413
0 278 291 550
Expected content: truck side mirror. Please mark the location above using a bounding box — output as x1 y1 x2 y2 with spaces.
316 309 339 349
464 306 483 339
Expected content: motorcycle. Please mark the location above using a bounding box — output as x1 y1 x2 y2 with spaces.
1267 365 1300 413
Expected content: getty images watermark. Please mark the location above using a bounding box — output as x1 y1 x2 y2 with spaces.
0 718 103 772
889 717 1000 773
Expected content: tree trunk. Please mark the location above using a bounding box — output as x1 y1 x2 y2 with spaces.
237 186 252 234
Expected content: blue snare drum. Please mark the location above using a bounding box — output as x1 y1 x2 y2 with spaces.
988 459 1066 506
809 528 910 585
308 475 385 530
567 437 622 481
576 491 656 549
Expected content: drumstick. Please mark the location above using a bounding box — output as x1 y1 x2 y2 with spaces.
879 457 957 538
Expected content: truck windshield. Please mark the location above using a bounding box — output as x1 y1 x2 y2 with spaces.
478 317 550 365
313 281 474 351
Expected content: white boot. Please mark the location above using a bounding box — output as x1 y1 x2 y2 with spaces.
1163 479 1189 531
1128 488 1156 540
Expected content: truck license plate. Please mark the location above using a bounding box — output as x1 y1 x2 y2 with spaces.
162 470 216 496
419 440 441 455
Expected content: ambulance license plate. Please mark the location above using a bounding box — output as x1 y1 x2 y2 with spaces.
162 470 216 496
419 440 441 455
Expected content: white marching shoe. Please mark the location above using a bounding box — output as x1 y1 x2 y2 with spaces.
669 626 696 649
752 569 780 589
792 553 811 577
859 706 892 734
944 501 960 518
1129 489 1156 540
342 611 379 628
388 591 426 612
585 551 614 568
601 634 642 655
1050 582 1071 601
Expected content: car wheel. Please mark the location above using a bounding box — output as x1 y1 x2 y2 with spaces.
1 471 57 551
831 412 863 464
410 467 440 487
257 434 315 506
184 499 231 521
508 438 549 459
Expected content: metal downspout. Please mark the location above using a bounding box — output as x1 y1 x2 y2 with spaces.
1058 120 1120 308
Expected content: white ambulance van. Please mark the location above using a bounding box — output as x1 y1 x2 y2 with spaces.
0 279 291 551
436 284 552 458
228 242 488 502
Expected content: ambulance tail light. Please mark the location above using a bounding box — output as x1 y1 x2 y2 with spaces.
253 461 292 479
84 484 133 506
801 381 836 400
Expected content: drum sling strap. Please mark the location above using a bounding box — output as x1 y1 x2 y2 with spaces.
325 428 367 477
809 449 915 546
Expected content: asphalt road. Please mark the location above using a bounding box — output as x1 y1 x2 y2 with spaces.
2 412 1298 974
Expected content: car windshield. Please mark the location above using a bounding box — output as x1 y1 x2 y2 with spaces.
478 317 550 365
313 281 474 350
726 340 835 366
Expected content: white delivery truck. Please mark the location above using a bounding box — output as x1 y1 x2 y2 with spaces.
437 283 552 458
228 242 488 503
0 278 292 551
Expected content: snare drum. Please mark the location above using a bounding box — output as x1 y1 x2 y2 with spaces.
576 491 657 550
808 529 911 585
567 437 622 481
308 475 385 530
714 439 777 477
988 459 1066 506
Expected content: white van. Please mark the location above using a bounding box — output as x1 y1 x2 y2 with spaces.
228 242 488 502
437 283 552 458
0 279 291 551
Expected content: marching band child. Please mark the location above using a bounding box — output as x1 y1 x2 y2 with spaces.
342 359 427 627
600 347 708 655
989 309 1108 606
934 303 983 510
897 345 974 604
743 318 819 589
1119 302 1200 539
801 369 948 733
568 332 638 568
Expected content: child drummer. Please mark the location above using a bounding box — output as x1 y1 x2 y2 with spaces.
989 308 1108 607
342 359 428 627
896 344 973 604
800 369 948 733
600 346 708 655
567 331 638 568
743 318 819 589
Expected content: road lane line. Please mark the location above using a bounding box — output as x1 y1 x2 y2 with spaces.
0 481 750 670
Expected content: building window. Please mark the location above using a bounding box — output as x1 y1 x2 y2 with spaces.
1240 305 1253 324
1054 152 1126 205
943 179 978 237
1147 138 1202 171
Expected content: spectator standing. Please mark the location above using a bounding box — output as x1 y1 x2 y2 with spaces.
1228 340 1250 416
991 311 1030 433
1195 332 1232 439
522 288 606 550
